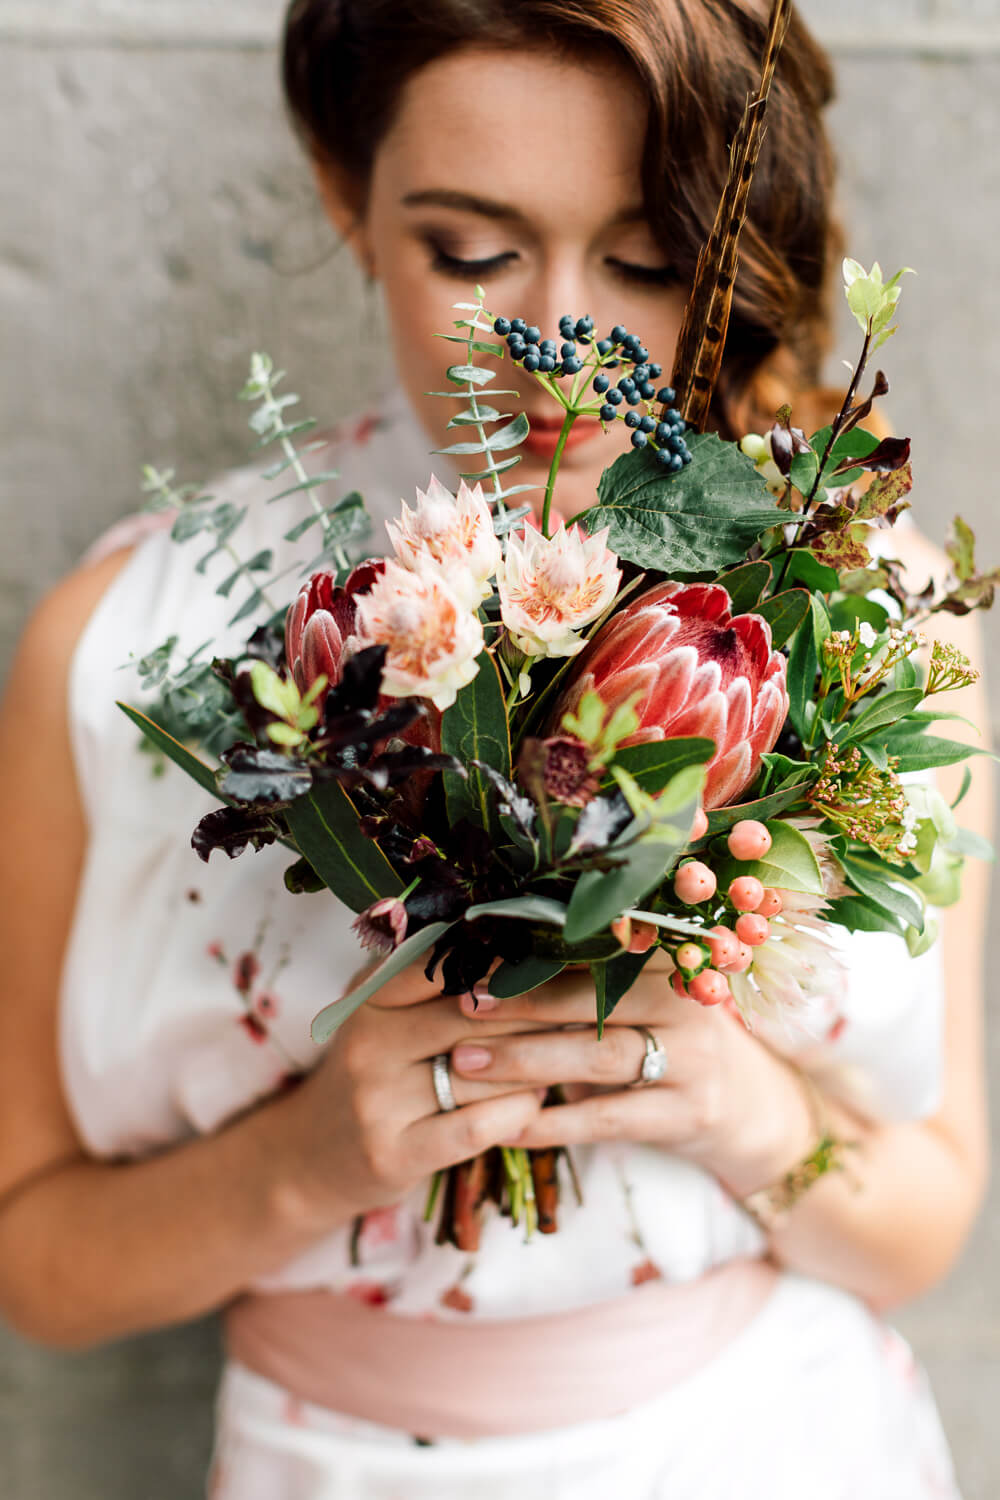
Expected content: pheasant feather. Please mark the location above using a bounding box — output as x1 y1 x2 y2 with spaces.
669 0 794 431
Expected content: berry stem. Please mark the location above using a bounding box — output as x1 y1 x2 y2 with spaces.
541 409 577 538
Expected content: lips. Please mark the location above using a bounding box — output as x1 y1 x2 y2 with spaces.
521 415 604 460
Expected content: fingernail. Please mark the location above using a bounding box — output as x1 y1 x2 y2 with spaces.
470 983 500 1012
452 1045 492 1072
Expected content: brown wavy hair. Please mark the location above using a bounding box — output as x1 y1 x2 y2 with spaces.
282 0 841 437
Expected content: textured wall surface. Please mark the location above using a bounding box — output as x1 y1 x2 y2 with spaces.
1 2 998 1496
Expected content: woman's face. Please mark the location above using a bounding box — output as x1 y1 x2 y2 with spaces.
326 46 689 523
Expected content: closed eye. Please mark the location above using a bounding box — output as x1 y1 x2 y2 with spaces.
427 243 520 278
606 256 683 289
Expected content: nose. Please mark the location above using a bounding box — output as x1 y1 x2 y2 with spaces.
515 252 593 342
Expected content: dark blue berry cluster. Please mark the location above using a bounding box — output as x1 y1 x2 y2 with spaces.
492 314 693 472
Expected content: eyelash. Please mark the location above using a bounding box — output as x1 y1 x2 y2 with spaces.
429 244 520 278
425 241 682 289
606 257 683 289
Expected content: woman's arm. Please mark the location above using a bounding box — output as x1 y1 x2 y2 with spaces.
760 528 991 1311
0 558 545 1351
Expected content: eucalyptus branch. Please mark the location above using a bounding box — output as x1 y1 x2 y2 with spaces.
241 354 350 573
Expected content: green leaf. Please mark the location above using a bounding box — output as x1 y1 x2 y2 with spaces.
575 434 783 573
117 704 222 800
841 853 924 932
881 732 994 775
949 827 995 861
786 616 818 742
714 819 824 896
488 956 566 999
464 896 567 926
446 364 495 387
311 921 453 1043
486 413 530 451
605 738 715 795
845 688 925 743
752 589 811 650
284 781 403 914
781 551 840 594
824 894 902 937
440 652 511 835
704 779 815 835
718 560 772 613
592 949 657 1038
829 595 889 635
563 765 704 942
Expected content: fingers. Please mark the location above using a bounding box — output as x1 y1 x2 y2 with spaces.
458 967 684 1030
501 1089 680 1150
450 1025 649 1091
407 1089 546 1175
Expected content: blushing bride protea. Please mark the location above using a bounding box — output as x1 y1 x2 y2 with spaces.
386 475 502 610
497 523 621 658
354 559 483 711
726 914 846 1035
554 581 788 809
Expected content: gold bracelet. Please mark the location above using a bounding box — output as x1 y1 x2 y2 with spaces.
738 1069 854 1233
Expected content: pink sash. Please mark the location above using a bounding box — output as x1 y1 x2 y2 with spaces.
225 1258 778 1438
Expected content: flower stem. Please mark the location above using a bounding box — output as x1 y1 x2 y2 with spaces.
541 409 577 538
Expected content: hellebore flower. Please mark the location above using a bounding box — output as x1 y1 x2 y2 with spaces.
497 523 621 658
387 476 502 610
554 581 788 809
352 896 409 956
354 560 483 711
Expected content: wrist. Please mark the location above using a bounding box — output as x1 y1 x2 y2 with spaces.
254 1078 362 1242
712 1051 818 1200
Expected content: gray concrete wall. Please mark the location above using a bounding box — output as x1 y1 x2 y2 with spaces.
1 2 998 1495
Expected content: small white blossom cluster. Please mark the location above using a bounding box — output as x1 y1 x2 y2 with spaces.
357 477 621 709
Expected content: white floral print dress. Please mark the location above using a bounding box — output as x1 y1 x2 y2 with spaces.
65 392 963 1497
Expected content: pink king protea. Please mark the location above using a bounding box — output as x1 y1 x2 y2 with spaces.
555 581 789 809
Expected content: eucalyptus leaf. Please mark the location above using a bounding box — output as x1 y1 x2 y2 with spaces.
464 896 568 926
564 765 704 942
311 922 454 1043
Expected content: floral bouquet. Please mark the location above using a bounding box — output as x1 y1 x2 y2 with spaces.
122 4 995 1248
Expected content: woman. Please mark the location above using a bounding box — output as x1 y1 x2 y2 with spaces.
0 2 988 1496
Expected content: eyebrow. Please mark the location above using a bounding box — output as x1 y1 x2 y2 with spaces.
400 189 648 229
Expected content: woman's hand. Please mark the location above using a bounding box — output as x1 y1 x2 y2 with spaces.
280 961 556 1221
449 956 816 1198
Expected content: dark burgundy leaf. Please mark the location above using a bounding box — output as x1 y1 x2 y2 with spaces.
283 856 326 893
323 644 387 719
841 370 890 436
192 806 281 862
218 742 313 803
473 761 538 837
833 435 910 477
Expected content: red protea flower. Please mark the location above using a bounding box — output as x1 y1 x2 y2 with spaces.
284 560 385 701
554 580 788 809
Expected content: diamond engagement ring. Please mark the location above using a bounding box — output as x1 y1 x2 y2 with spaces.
431 1052 458 1112
629 1026 667 1087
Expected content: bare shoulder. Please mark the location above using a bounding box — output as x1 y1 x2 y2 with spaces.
5 545 137 690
